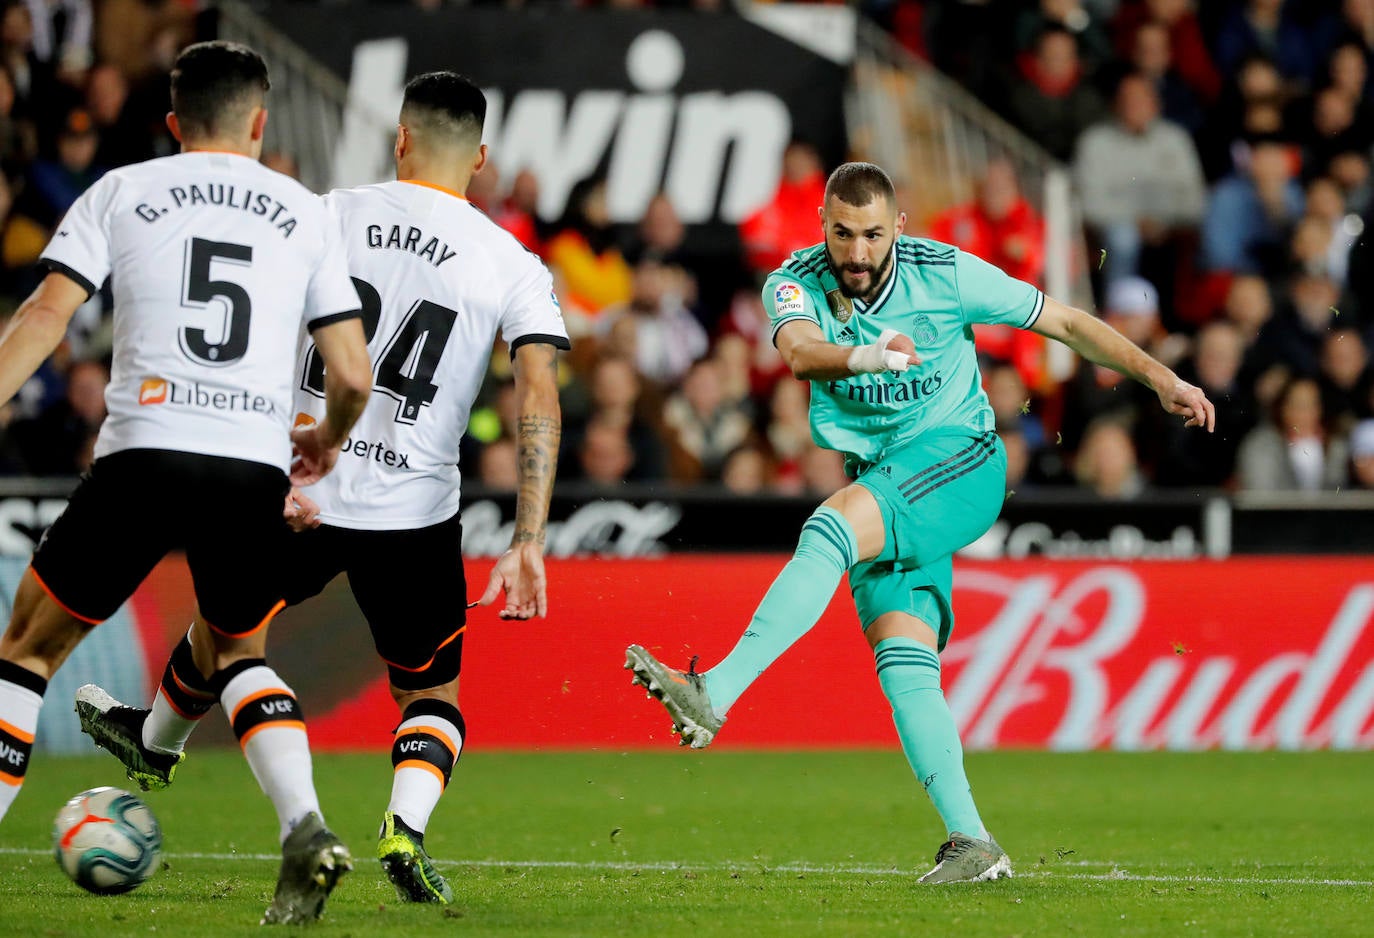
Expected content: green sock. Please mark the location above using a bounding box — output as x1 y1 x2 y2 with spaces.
702 506 856 718
874 637 986 840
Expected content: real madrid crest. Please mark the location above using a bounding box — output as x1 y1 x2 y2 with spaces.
826 289 854 324
913 314 937 346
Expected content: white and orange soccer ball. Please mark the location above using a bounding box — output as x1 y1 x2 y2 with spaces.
53 787 162 894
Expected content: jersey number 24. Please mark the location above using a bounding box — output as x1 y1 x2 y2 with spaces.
299 276 458 425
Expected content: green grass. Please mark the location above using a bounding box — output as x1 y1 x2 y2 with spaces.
3 749 1371 936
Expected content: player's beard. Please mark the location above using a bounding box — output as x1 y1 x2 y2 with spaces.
825 242 896 304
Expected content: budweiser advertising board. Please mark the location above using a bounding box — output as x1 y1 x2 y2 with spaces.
285 556 1374 751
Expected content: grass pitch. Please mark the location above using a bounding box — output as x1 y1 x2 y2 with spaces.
1 749 1369 936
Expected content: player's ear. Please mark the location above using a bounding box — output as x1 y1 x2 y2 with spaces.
895 211 907 237
393 124 408 164
165 112 181 143
471 143 488 175
249 107 267 142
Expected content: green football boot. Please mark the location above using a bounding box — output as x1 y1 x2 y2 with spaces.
74 684 184 792
261 812 353 924
917 832 1013 884
378 811 453 904
624 644 724 749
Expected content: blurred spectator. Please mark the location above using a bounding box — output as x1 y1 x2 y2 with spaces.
631 192 739 331
85 62 143 167
493 168 541 254
1348 417 1374 488
661 358 752 482
546 175 632 312
1197 54 1288 180
1302 175 1362 286
7 357 104 474
716 288 790 400
1015 0 1114 73
928 157 1049 388
577 416 636 488
1318 327 1372 432
567 354 665 482
1155 320 1257 486
1125 20 1204 134
1059 277 1170 451
1214 0 1322 90
720 443 771 495
764 377 811 488
1073 72 1206 292
798 444 848 496
738 140 826 276
25 0 91 86
1327 148 1373 215
477 438 518 492
985 362 1046 448
998 426 1032 492
1007 25 1107 162
5 106 102 273
0 66 33 179
929 157 1044 285
597 256 707 386
1201 140 1305 275
1237 375 1348 491
1111 0 1221 105
1298 86 1374 173
1 1 50 122
1073 418 1147 498
1266 272 1342 376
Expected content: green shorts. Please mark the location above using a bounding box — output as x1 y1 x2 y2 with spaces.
849 430 1006 649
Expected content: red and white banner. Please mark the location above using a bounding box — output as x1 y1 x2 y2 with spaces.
122 556 1374 751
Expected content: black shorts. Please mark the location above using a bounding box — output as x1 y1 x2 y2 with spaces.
283 512 466 691
32 448 291 635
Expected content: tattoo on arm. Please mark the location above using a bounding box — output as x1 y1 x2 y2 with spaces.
512 343 561 547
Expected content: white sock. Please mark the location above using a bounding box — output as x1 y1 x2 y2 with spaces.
388 713 462 835
219 665 320 842
0 673 42 821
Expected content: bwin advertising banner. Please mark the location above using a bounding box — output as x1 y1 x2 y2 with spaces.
252 8 851 226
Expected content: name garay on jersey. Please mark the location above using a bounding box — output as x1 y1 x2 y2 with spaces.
133 184 298 237
365 223 457 268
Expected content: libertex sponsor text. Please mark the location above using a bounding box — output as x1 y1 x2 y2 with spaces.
138 378 275 413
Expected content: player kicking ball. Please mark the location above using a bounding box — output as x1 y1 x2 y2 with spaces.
626 162 1214 884
75 72 567 906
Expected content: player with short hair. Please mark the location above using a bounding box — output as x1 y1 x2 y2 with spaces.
0 40 373 923
78 70 568 905
626 161 1214 884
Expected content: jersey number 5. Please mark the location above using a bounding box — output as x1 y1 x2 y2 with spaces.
301 276 458 425
179 237 252 367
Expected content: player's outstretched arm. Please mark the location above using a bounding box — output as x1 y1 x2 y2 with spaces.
290 317 371 485
775 319 919 381
480 341 561 619
1031 295 1215 432
0 273 88 405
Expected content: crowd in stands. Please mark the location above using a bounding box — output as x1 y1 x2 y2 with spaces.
6 0 1374 501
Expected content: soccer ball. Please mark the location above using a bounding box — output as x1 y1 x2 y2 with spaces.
53 787 162 894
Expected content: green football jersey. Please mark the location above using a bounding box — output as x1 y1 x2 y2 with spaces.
764 235 1043 465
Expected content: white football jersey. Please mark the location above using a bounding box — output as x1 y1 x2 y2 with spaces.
40 151 360 473
296 180 569 530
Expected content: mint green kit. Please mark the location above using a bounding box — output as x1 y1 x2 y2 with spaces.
764 237 1040 647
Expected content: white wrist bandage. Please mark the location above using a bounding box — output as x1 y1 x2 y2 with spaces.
846 328 911 374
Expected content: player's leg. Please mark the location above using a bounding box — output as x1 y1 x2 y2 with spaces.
187 459 350 924
849 430 1010 883
79 524 337 789
626 482 884 747
346 514 466 903
0 572 94 818
2 451 172 820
